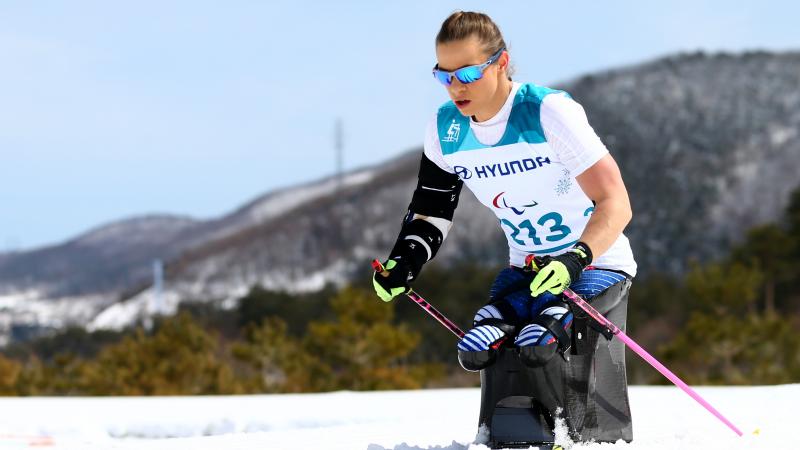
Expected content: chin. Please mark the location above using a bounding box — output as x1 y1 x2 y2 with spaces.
456 103 476 117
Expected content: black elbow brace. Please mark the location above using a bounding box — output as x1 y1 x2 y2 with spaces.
408 153 463 221
386 153 461 281
388 218 444 281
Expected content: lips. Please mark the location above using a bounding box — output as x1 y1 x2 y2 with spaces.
455 100 471 108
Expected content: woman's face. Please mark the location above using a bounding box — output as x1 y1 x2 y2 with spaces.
435 36 509 120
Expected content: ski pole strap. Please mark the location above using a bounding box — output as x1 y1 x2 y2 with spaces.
531 313 571 355
561 288 744 437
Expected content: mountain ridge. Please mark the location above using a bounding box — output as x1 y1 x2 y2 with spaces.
1 50 799 339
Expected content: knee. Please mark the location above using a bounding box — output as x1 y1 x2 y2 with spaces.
472 304 503 326
516 302 574 367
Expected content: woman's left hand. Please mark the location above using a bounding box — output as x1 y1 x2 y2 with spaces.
529 243 592 296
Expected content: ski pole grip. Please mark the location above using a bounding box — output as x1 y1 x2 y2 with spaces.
524 254 546 272
372 259 388 277
524 254 535 270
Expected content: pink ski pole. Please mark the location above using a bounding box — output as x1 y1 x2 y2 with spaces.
561 287 743 436
372 260 511 350
372 259 465 339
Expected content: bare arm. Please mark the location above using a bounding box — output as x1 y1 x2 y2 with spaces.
574 153 632 261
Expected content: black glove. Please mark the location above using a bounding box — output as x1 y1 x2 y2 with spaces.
373 258 414 302
528 242 593 296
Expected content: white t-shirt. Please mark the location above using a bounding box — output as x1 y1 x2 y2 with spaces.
423 82 637 276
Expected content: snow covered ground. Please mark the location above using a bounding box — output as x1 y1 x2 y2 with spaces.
0 385 793 449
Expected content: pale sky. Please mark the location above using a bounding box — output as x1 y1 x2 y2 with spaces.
1 1 798 251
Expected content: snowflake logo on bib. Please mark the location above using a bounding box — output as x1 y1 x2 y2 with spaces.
555 169 573 196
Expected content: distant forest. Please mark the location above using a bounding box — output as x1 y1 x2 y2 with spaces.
1 189 798 395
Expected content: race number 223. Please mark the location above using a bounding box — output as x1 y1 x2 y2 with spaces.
500 212 571 246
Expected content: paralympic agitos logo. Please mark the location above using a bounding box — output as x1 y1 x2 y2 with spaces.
493 192 538 215
453 156 551 180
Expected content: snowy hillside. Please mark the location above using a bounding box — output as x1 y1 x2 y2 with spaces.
0 385 793 449
3 51 800 340
0 164 385 338
116 51 800 327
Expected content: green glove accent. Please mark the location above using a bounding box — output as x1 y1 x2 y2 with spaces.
530 260 572 296
527 242 592 297
372 260 408 302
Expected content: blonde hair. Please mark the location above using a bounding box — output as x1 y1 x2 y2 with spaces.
436 11 513 78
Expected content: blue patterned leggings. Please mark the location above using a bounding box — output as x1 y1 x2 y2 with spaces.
485 266 628 324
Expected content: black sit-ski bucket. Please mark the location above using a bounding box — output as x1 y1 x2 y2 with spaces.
477 279 634 449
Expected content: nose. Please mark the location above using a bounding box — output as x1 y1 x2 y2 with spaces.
448 77 467 95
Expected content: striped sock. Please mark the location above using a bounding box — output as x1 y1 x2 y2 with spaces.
457 325 506 352
515 305 573 347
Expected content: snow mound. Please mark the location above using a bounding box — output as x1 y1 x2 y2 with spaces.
0 385 794 449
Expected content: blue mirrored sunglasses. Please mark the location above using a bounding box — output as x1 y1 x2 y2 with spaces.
432 47 506 86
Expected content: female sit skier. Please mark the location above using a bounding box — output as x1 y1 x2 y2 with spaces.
373 11 637 445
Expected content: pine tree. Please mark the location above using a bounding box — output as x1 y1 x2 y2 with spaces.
303 287 425 391
231 317 316 393
662 310 800 384
78 313 238 395
730 225 796 314
684 261 763 316
0 354 21 395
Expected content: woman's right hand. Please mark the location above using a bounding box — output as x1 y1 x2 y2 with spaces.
372 259 411 302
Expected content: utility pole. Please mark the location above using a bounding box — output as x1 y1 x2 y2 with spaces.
335 117 344 193
152 259 164 315
333 119 346 246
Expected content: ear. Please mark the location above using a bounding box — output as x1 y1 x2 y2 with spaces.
498 51 510 73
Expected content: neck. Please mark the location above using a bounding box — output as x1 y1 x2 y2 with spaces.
473 78 513 122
